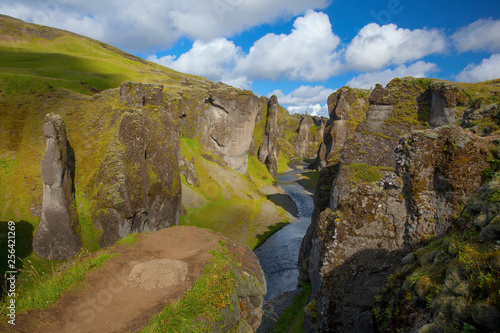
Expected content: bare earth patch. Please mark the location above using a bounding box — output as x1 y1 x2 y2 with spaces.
12 226 221 333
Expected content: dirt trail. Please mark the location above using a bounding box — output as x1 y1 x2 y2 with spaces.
13 226 221 333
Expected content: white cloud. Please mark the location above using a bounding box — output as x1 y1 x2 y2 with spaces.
346 61 438 89
456 54 500 83
345 23 447 71
235 10 342 81
270 85 334 117
0 0 330 52
147 38 249 88
452 18 500 53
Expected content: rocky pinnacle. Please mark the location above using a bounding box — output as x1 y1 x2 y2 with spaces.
33 113 81 260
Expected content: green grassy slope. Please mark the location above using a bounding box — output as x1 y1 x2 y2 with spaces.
0 15 292 296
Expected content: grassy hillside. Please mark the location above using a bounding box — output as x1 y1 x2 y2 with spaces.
0 15 295 303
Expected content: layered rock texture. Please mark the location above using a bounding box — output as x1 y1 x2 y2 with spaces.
258 95 280 178
374 171 500 332
293 115 326 159
33 113 81 260
180 86 259 173
299 78 500 332
312 87 369 169
90 82 181 247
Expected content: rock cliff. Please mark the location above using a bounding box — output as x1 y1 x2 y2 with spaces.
180 86 259 174
312 87 369 169
258 95 280 179
90 82 181 247
293 115 326 159
299 78 500 332
33 113 81 260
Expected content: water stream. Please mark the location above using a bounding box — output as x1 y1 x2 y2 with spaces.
254 163 314 301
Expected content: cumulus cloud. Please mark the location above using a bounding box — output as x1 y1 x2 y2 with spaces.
0 0 330 52
235 10 342 81
456 54 500 83
345 23 447 71
346 61 438 89
270 85 334 117
147 38 249 88
452 18 500 53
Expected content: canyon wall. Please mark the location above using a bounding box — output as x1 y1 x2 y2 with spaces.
299 78 500 332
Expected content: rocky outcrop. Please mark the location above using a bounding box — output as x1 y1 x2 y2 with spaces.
429 82 468 127
90 82 181 247
180 86 259 174
203 236 267 332
258 95 280 178
299 78 497 332
33 113 81 260
312 87 369 169
293 115 326 159
374 170 500 332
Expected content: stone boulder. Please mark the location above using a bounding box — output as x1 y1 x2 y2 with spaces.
33 113 81 260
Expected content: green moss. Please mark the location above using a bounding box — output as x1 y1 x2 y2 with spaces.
75 185 101 252
247 155 274 186
272 283 312 332
347 163 384 184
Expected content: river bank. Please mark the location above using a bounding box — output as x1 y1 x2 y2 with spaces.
255 163 315 301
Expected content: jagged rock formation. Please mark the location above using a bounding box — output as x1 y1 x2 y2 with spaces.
429 81 468 127
292 115 326 159
258 95 280 178
180 86 259 173
299 78 500 332
33 113 81 260
312 87 369 169
374 170 500 332
215 240 268 332
90 82 181 247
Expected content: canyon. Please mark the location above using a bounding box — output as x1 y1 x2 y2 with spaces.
1 14 500 333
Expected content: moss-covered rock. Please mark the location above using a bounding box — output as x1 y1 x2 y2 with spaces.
89 83 181 247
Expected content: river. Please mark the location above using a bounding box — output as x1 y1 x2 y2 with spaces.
254 163 314 301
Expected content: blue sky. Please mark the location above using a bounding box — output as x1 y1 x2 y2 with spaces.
1 0 500 117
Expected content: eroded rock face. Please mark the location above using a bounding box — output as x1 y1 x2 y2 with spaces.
299 78 495 332
90 82 181 247
374 171 500 332
293 115 326 159
312 126 491 332
205 90 259 173
214 240 267 332
258 95 280 178
312 87 368 169
429 82 468 127
33 113 81 260
179 87 259 173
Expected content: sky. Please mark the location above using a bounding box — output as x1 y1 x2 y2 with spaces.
1 0 500 117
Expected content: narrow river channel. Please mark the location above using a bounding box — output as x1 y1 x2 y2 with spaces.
254 163 314 301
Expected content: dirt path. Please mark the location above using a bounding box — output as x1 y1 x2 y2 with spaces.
13 226 221 333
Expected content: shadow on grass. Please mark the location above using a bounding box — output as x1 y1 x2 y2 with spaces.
254 221 289 250
296 171 320 191
267 193 298 218
0 220 34 298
